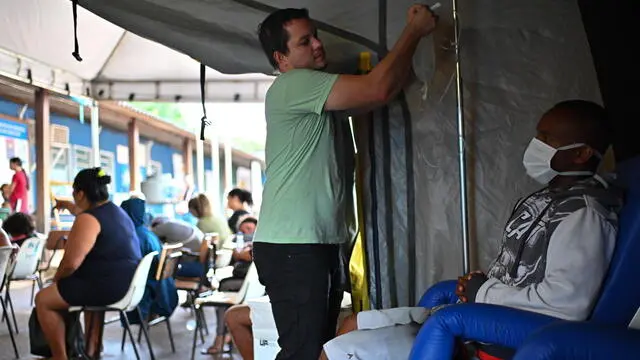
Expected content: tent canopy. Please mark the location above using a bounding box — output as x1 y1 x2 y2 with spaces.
0 0 274 102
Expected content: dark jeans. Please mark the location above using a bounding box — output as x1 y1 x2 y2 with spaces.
176 259 204 278
253 242 343 360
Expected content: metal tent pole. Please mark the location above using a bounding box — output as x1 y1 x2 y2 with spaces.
452 0 471 274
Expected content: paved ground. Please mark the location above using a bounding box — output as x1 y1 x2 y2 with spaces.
0 281 241 360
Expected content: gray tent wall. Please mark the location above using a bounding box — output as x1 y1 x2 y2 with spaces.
74 0 602 308
358 0 602 309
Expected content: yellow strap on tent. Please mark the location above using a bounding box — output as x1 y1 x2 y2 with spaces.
348 51 373 313
349 232 369 312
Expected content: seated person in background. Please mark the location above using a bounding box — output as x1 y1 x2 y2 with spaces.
0 184 11 221
203 215 258 355
237 215 257 238
227 215 258 287
121 197 178 325
0 183 9 202
152 215 208 278
151 216 204 253
144 212 154 228
35 168 142 359
226 188 254 233
189 194 231 247
152 216 206 278
2 212 37 247
225 304 254 360
322 100 622 360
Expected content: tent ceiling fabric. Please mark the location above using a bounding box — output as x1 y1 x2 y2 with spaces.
0 0 274 102
73 0 397 76
0 0 429 101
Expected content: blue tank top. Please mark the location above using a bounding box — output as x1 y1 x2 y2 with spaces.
74 202 142 279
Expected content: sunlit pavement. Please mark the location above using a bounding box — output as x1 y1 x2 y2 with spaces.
0 281 241 360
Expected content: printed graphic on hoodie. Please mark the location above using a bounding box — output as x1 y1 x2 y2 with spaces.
487 177 620 288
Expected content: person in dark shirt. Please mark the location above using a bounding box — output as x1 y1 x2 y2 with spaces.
35 168 141 358
1 212 36 247
226 188 253 233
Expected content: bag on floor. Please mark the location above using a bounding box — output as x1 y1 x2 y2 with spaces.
29 308 87 358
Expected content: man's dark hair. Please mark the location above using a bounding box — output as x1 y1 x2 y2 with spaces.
258 8 310 69
550 100 611 155
2 212 35 238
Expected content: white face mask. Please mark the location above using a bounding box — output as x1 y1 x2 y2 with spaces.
522 138 601 185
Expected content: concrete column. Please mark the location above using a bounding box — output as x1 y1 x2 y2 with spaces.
224 140 233 192
35 89 51 233
250 161 263 213
91 102 100 167
128 118 140 191
209 122 221 211
182 138 194 185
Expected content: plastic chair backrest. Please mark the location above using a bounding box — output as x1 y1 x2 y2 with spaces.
0 208 10 222
155 242 183 281
0 246 14 291
11 237 44 279
109 251 158 311
590 188 640 325
158 251 182 281
239 263 265 304
199 234 217 265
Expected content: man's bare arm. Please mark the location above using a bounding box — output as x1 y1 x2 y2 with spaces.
325 5 437 112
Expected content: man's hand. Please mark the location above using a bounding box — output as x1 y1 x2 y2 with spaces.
456 271 488 303
407 4 438 37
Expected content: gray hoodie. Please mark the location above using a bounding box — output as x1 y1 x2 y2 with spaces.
478 176 623 320
151 217 204 253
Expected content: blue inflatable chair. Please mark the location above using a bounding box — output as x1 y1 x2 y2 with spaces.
410 187 640 359
513 322 640 359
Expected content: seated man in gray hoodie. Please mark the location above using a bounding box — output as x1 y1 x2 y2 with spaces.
151 216 204 253
151 216 206 277
322 100 622 360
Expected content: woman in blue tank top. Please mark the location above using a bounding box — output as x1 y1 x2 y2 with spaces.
35 167 141 359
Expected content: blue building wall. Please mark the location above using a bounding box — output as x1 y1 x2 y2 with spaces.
0 97 220 210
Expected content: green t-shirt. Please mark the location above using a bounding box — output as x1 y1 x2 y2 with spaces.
197 215 231 246
254 69 355 245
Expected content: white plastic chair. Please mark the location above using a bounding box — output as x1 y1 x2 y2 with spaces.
69 251 158 360
127 243 183 354
3 236 45 332
0 246 18 358
190 263 265 359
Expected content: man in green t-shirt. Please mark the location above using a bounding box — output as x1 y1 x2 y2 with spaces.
253 5 438 359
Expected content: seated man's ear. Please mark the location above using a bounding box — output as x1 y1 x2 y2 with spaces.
574 146 595 164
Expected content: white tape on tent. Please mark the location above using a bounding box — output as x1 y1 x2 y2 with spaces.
412 2 441 100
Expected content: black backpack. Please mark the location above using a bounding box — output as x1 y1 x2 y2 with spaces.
29 308 88 359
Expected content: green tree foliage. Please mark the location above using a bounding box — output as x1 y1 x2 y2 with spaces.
129 102 187 128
